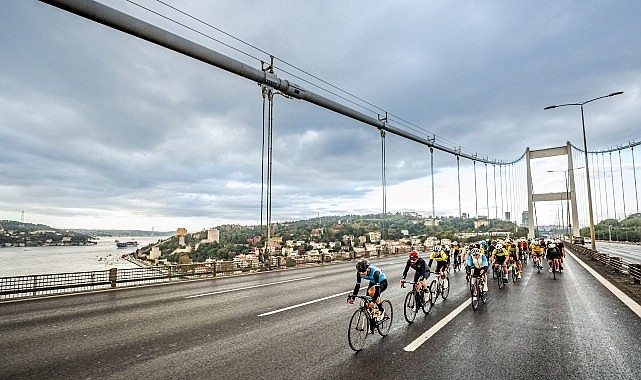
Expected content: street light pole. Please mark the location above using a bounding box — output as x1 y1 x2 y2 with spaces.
544 91 623 251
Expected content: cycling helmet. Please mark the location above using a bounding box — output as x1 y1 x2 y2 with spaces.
433 245 441 252
468 243 476 249
356 259 370 272
548 243 556 249
471 248 481 256
409 251 419 259
496 243 504 249
452 241 458 246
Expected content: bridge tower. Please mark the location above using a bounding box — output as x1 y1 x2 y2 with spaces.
526 141 580 239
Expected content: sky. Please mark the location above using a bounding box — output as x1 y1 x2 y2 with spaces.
1 0 640 232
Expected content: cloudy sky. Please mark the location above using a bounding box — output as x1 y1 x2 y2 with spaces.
1 0 640 232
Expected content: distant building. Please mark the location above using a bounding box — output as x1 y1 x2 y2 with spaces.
474 218 490 229
504 212 511 221
207 228 220 243
521 211 529 227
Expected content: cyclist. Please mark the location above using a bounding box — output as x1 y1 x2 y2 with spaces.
451 241 461 270
467 247 489 292
400 251 430 305
441 243 451 272
530 240 544 268
555 238 566 272
507 242 522 279
347 259 388 320
428 245 449 280
546 241 562 273
463 243 476 281
491 243 509 283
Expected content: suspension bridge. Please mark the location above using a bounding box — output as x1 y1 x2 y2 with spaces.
2 1 641 379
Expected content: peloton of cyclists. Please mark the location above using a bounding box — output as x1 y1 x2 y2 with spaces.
347 259 388 320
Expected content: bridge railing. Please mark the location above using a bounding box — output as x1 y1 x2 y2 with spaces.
568 242 641 284
0 262 237 301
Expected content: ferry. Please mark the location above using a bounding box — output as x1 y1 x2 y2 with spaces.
115 240 138 248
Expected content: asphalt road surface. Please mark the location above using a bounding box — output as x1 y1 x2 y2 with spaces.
2 249 640 380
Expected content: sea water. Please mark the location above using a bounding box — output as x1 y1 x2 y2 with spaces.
0 236 169 277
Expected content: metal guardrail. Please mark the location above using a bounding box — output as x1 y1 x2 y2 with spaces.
568 242 641 284
0 263 234 301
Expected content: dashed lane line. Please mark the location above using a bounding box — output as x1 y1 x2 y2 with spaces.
403 299 469 352
567 250 641 319
185 276 314 299
258 291 351 317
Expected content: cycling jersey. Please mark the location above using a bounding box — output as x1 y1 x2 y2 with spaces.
492 248 509 257
530 244 543 256
353 264 387 300
402 258 429 281
428 251 449 264
467 254 489 269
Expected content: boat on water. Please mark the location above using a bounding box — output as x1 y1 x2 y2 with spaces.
115 240 138 248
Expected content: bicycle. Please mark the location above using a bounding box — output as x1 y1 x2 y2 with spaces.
533 255 543 273
453 254 462 272
510 262 518 283
470 273 487 310
347 295 393 351
429 271 450 304
494 265 507 289
401 280 432 323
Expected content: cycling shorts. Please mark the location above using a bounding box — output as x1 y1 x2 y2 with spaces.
494 256 507 265
472 266 488 277
367 279 388 294
435 261 448 274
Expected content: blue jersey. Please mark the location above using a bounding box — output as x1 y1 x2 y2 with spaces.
356 264 386 285
467 254 489 269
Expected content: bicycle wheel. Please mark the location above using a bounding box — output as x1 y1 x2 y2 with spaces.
512 266 516 283
403 291 417 323
421 289 433 314
470 281 479 310
348 308 369 351
553 263 556 280
498 272 505 289
429 280 438 304
441 277 450 300
377 300 393 336
480 281 487 304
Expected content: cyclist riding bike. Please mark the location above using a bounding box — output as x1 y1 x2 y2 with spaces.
546 242 562 273
555 238 566 271
463 243 476 280
529 240 543 267
400 251 430 301
507 242 522 279
451 241 461 269
347 259 388 320
428 245 449 279
467 247 489 292
491 243 509 282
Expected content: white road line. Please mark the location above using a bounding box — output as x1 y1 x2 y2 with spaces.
404 300 469 352
567 250 641 319
258 291 351 317
184 276 314 299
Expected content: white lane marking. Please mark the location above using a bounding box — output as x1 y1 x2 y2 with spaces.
185 276 314 299
258 291 351 317
404 300 469 352
567 250 641 319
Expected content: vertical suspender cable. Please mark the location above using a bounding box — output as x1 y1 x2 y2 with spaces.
593 153 602 222
610 152 617 219
602 153 610 219
632 146 639 214
430 147 435 218
493 165 498 219
499 165 505 219
260 88 267 238
485 163 490 218
457 155 462 218
265 90 274 268
619 149 627 218
474 160 478 218
380 129 386 240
